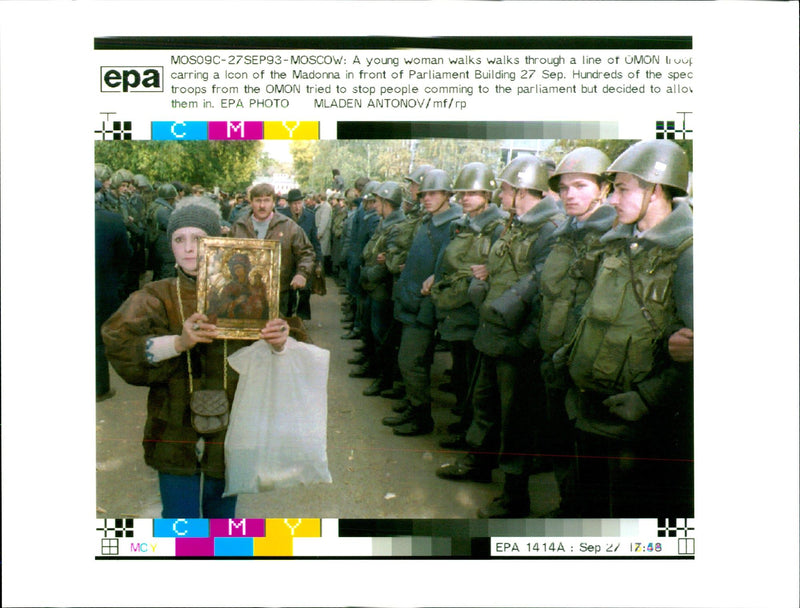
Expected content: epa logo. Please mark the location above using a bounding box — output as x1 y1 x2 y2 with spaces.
101 66 163 92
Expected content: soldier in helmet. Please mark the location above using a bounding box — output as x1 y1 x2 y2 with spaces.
345 181 382 375
436 155 564 518
536 146 617 515
341 177 377 341
95 163 114 209
329 190 349 283
148 183 179 280
381 169 462 436
358 182 407 397
402 164 433 218
108 169 147 295
367 166 438 400
429 162 508 447
564 139 693 518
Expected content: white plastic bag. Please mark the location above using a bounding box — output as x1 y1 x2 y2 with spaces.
223 338 332 496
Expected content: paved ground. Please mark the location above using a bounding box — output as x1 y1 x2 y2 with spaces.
96 277 560 519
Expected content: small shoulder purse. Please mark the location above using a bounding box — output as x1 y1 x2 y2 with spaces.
177 275 230 435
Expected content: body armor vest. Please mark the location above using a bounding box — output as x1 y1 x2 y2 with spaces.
539 229 607 356
482 219 543 309
384 214 424 275
567 236 692 394
360 226 394 301
431 217 504 311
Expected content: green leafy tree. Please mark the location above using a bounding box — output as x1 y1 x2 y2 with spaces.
95 140 262 192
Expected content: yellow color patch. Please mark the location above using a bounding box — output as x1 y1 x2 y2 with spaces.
253 535 293 556
265 518 321 538
263 121 319 139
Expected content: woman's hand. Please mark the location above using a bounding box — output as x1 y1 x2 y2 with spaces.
175 312 217 352
260 318 290 351
290 274 307 289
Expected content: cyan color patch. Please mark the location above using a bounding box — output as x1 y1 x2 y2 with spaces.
215 537 254 556
153 518 209 538
151 121 208 140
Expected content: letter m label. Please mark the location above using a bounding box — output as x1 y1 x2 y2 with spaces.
229 519 246 535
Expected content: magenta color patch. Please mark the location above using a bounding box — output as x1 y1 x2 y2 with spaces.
207 121 263 140
209 519 266 538
175 537 215 556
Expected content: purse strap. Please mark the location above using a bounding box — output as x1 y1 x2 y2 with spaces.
176 274 227 394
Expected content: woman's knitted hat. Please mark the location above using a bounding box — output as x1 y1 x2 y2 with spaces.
167 196 222 239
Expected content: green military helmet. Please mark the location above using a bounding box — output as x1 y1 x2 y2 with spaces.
404 164 435 185
95 163 112 182
157 183 178 200
548 147 612 191
452 162 495 193
375 181 403 207
606 139 689 196
134 174 152 190
110 168 135 189
418 169 452 193
497 155 549 193
361 180 381 200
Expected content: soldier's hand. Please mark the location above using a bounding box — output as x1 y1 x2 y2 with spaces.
603 392 648 422
668 327 693 362
471 264 488 281
420 274 435 296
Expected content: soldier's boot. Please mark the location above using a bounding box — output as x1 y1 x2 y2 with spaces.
392 404 434 436
436 453 494 483
382 404 414 427
477 474 531 518
363 377 393 397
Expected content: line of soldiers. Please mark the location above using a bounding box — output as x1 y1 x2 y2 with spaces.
336 139 693 519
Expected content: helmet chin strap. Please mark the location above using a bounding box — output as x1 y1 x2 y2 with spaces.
635 183 657 226
585 182 610 220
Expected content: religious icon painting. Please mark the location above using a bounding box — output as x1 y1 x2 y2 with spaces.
196 237 282 339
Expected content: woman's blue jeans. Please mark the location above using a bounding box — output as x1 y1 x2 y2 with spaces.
158 473 237 518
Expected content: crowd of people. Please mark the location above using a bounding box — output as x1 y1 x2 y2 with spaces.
96 140 694 519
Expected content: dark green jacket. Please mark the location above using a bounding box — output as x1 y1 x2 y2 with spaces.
471 198 564 357
567 202 693 440
432 205 508 342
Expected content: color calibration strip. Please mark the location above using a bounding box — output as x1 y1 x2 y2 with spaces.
96 517 694 558
150 121 320 140
95 120 620 141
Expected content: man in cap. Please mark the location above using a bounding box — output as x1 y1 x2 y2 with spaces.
280 188 323 320
229 183 315 318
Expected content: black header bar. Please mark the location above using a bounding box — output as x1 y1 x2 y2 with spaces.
95 36 691 51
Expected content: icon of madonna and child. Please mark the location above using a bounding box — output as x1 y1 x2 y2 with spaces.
205 251 270 324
